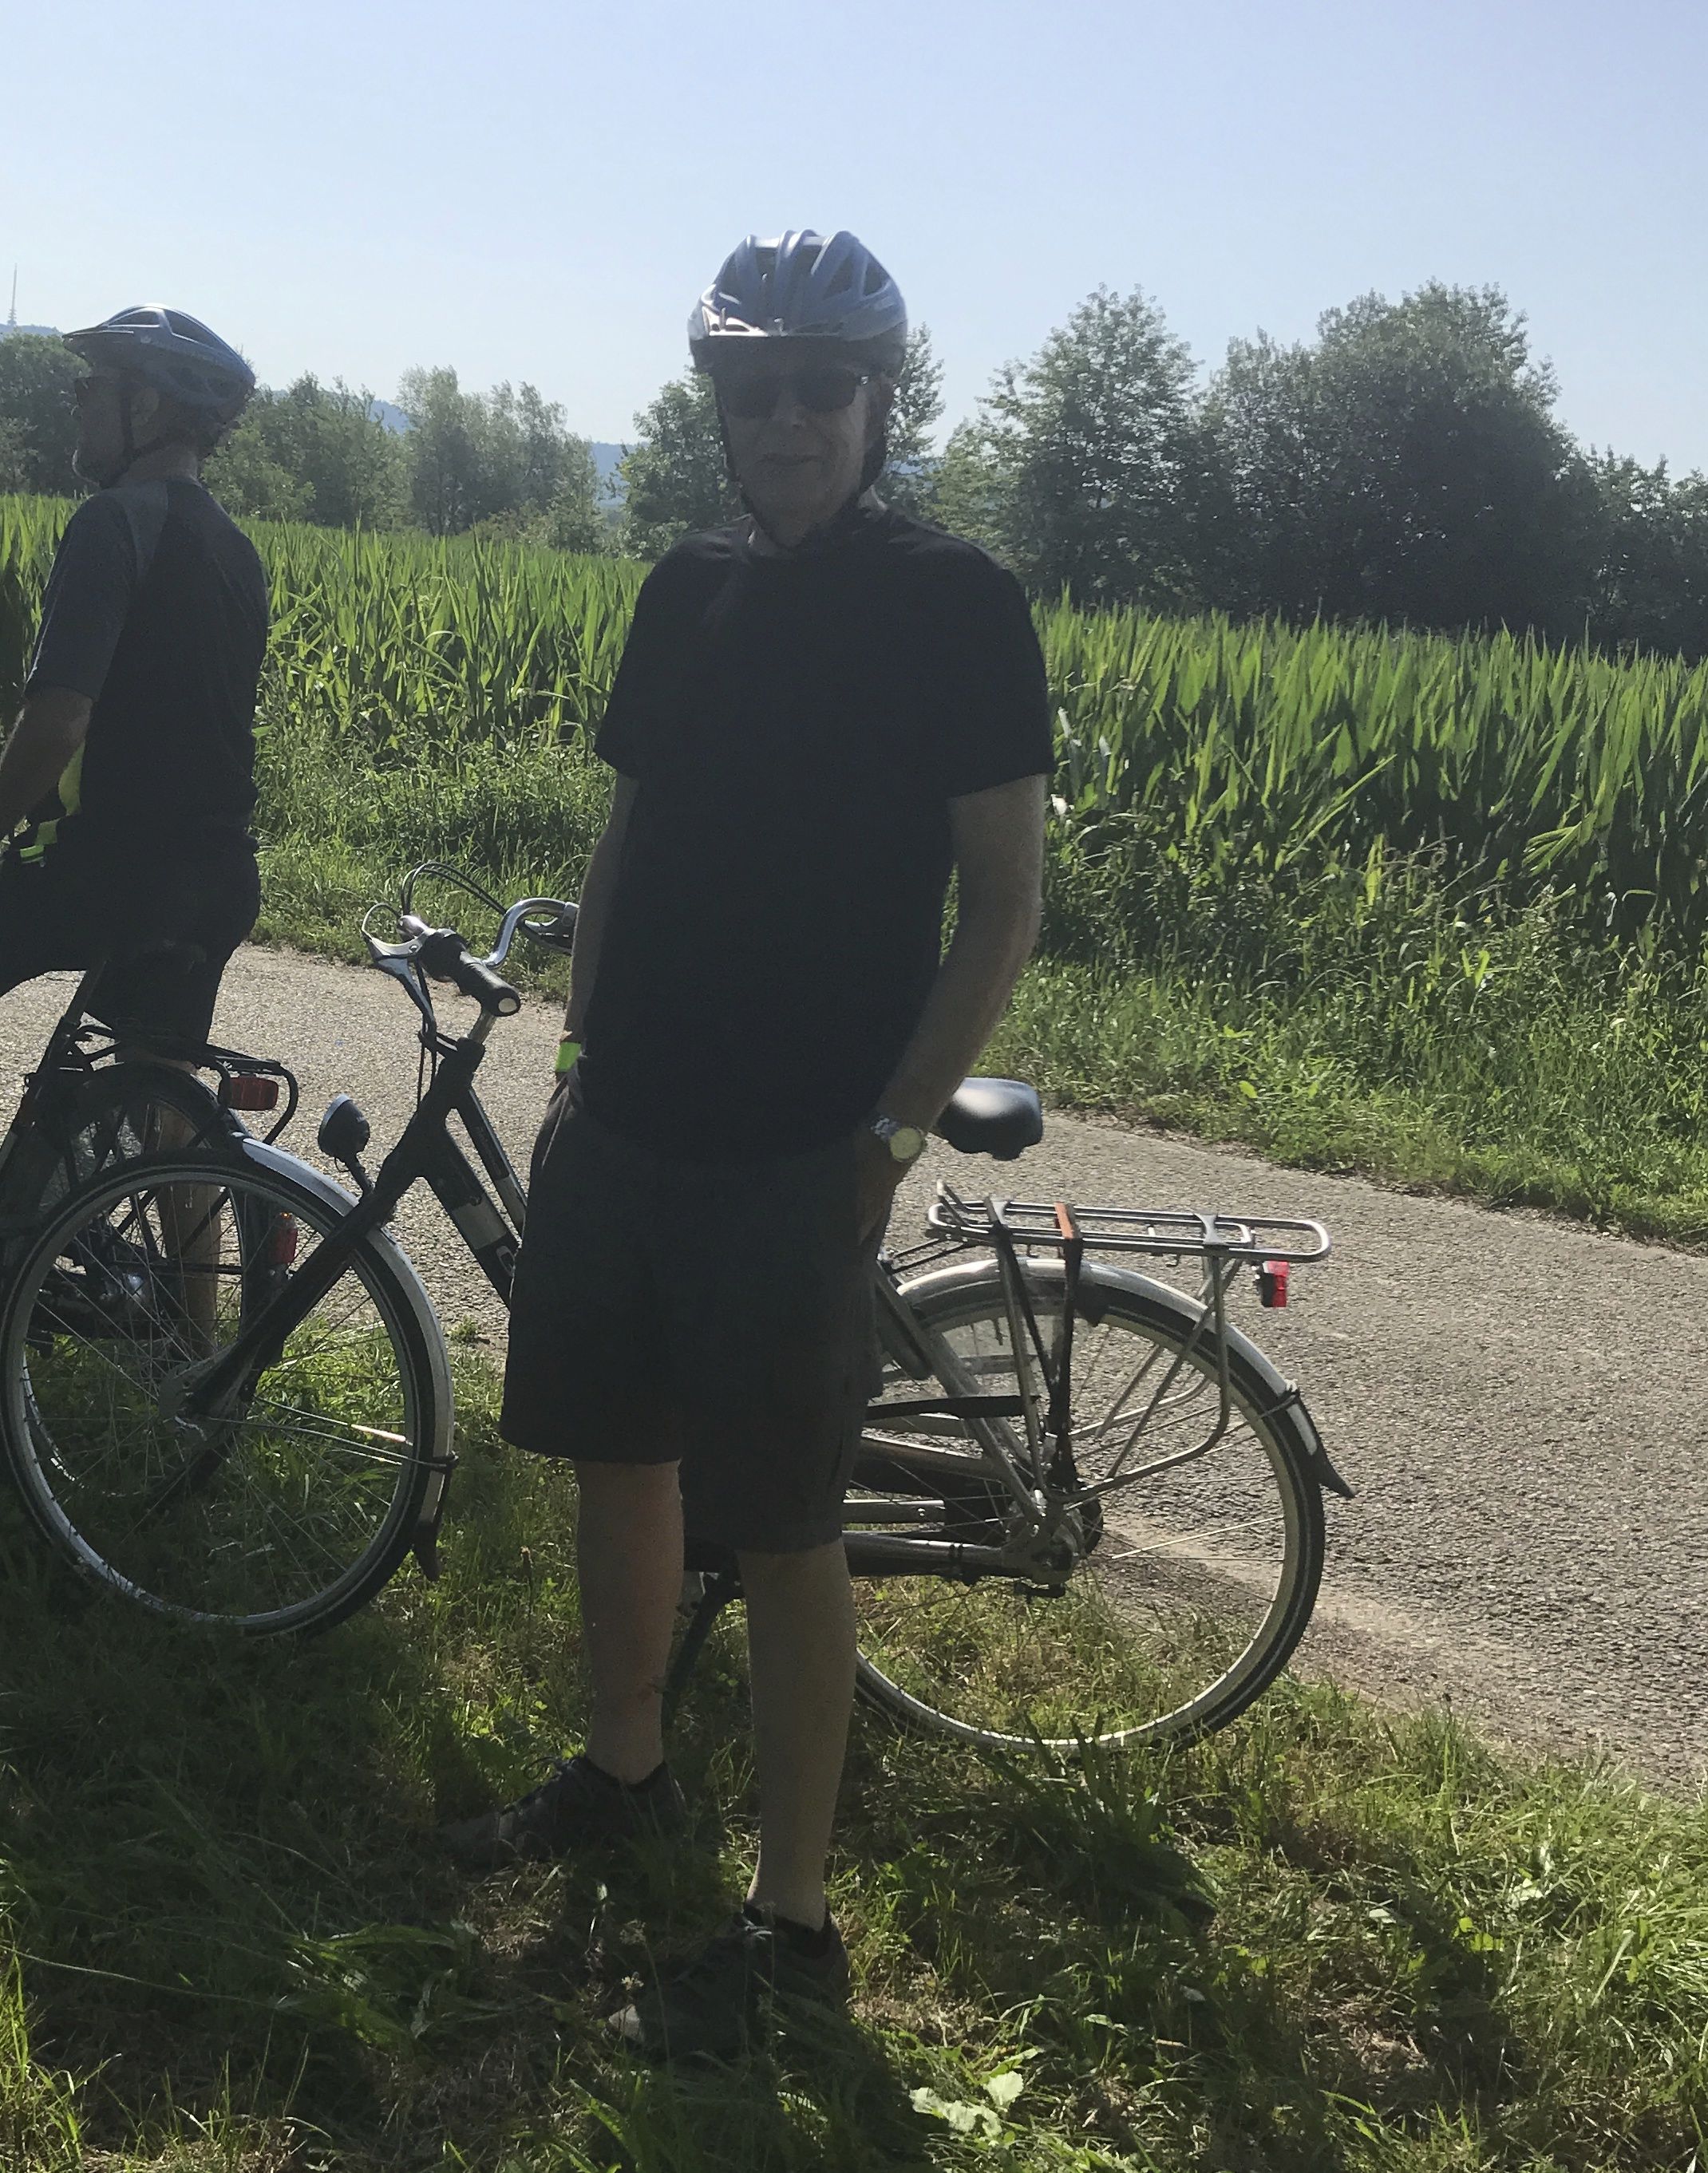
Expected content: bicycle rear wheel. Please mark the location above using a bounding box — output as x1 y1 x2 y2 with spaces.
0 1063 237 1266
848 1258 1327 1752
0 1154 444 1634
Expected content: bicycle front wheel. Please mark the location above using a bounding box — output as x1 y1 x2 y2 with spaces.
0 1154 444 1634
849 1258 1327 1752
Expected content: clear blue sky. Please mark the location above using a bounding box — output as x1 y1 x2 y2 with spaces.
7 0 1706 466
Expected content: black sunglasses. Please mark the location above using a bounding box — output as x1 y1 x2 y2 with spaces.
716 364 872 421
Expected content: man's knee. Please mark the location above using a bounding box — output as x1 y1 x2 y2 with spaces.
573 1458 682 1510
737 1536 849 1591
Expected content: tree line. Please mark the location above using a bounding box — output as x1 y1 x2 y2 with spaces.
617 283 1708 657
3 277 1706 656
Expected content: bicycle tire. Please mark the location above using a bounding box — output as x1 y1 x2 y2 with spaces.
0 1149 447 1635
848 1257 1328 1753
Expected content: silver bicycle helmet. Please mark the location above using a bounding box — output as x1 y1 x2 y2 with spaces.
690 231 907 377
63 306 255 419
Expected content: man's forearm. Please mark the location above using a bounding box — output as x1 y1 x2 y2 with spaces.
0 690 91 838
873 901 1042 1131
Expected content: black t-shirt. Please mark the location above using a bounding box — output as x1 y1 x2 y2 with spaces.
576 502 1054 1161
17 477 269 891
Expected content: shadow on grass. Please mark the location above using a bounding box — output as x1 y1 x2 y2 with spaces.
0 1421 1700 2169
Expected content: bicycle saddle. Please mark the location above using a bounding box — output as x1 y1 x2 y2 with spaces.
935 1078 1043 1161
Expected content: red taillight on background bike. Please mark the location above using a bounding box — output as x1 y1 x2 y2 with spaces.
267 1215 299 1267
1256 1259 1290 1308
219 1073 280 1112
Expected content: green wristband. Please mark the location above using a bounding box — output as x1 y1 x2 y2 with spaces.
555 1037 582 1077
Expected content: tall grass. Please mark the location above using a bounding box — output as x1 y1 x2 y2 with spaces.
10 491 1708 951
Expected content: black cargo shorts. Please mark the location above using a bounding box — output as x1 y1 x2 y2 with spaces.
0 840 260 1053
500 1094 883 1554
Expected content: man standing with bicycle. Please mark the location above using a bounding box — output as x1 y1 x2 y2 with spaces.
0 307 266 1053
449 231 1052 2061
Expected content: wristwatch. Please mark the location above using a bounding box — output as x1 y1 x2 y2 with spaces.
868 1113 927 1165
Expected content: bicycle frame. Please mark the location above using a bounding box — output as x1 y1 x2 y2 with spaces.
180 1012 520 1421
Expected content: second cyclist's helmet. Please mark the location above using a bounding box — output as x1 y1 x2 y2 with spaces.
63 306 255 421
690 230 907 377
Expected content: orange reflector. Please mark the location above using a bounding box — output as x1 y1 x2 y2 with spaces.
220 1074 279 1112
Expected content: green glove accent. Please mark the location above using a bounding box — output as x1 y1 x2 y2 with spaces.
555 1037 582 1078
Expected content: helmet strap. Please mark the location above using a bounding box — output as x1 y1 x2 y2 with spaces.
93 383 180 489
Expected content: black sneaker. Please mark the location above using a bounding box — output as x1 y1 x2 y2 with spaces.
609 1906 851 2063
441 1753 686 1870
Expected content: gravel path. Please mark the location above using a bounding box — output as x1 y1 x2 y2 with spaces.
3 945 1702 1787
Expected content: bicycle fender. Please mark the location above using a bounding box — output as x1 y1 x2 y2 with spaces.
231 1136 459 1539
892 1253 1354 1500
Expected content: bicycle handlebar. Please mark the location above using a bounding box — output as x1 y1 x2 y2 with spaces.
396 916 520 1016
363 884 578 1028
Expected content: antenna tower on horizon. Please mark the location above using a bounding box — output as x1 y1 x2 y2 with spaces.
6 268 16 330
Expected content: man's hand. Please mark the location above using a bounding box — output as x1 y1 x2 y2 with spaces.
855 1129 911 1243
0 688 92 840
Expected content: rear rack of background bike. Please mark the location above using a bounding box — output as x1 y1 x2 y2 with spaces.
872 1184 1333 1501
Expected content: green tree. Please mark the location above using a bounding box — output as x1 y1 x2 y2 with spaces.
397 366 489 535
959 286 1206 606
0 334 81 496
882 325 946 517
1204 284 1597 636
925 417 1008 550
398 369 604 541
1583 454 1708 658
203 423 310 520
617 371 739 558
540 437 614 554
205 374 405 526
0 414 30 492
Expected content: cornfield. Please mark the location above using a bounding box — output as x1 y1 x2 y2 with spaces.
7 491 1708 950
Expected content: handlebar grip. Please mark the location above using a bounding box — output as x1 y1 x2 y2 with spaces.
416 928 521 1016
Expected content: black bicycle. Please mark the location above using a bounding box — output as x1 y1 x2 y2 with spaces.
0 871 1346 1749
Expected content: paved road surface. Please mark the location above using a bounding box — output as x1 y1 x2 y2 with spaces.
3 946 1702 1785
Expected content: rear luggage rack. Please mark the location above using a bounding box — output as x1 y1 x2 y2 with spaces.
927 1186 1331 1267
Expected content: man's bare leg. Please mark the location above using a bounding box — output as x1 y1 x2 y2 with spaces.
740 1537 856 1931
117 1049 220 1351
573 1459 685 1784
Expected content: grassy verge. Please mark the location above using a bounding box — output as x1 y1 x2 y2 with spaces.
0 1349 1704 2172
986 947 1708 1247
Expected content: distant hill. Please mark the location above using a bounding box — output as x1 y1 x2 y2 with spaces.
0 323 59 341
591 442 626 498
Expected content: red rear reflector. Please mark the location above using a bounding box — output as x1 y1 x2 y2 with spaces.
1257 1259 1290 1308
267 1215 299 1267
220 1074 280 1112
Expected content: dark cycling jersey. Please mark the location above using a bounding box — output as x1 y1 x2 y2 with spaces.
0 476 269 1046
576 500 1054 1162
17 476 268 886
